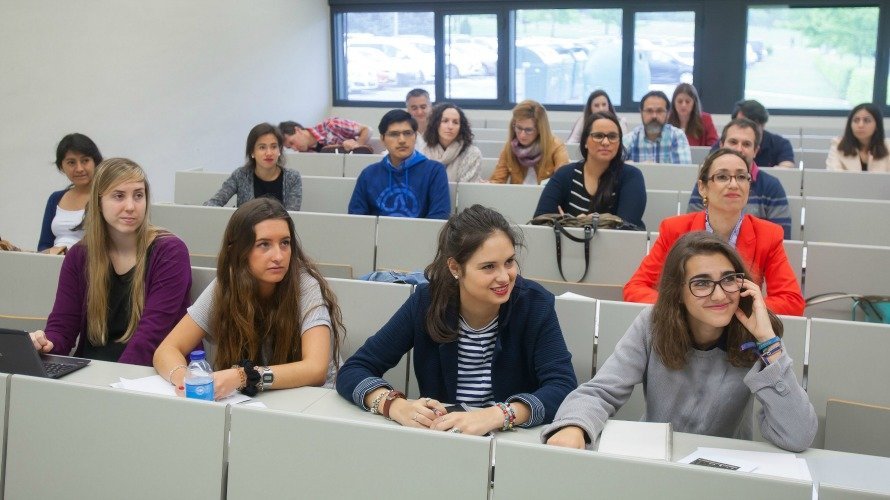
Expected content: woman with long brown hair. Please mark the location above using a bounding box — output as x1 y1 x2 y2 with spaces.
30 158 192 365
489 100 570 184
154 198 343 398
336 205 576 435
543 231 816 452
667 83 718 147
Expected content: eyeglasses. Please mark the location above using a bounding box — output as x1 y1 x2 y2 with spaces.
688 273 745 298
589 132 620 143
707 173 751 185
384 130 416 139
513 125 537 136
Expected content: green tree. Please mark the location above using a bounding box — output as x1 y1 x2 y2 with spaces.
786 8 878 60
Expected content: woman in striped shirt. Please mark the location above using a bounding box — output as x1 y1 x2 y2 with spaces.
336 205 577 435
533 111 647 229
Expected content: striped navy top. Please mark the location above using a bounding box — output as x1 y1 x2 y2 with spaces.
564 166 614 217
456 316 498 406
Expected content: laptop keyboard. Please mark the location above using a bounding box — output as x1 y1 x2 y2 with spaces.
42 362 72 377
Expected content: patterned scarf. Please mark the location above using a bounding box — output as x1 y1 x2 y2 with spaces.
510 138 543 169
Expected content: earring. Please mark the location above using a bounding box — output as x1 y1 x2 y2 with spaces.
453 274 459 279
702 196 708 207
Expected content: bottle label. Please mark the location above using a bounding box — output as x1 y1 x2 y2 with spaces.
185 380 214 401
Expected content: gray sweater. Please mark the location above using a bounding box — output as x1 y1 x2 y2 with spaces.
540 307 817 452
204 166 302 211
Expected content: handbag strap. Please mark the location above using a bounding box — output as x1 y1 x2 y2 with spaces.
553 221 595 282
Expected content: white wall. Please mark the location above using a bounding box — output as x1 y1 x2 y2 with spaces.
0 0 331 249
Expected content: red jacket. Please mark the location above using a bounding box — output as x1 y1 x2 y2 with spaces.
623 212 805 316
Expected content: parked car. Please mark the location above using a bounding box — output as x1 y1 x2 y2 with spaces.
645 47 693 84
349 37 432 85
346 46 393 90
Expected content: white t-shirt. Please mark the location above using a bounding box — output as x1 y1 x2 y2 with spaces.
51 206 85 249
187 272 337 387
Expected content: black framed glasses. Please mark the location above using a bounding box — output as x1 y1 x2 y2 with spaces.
589 132 620 143
688 273 745 298
707 173 751 185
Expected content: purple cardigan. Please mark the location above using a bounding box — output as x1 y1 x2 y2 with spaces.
44 234 192 366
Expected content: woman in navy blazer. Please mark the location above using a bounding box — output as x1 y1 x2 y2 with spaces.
337 205 577 435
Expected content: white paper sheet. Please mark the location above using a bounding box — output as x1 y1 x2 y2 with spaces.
110 375 252 404
678 447 811 481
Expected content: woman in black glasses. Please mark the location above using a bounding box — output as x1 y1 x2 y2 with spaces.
533 112 646 229
543 231 816 452
624 148 804 316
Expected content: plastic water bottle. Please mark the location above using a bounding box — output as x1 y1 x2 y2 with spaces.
184 350 214 401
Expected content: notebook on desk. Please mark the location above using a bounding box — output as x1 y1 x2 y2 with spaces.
0 328 90 378
597 420 673 461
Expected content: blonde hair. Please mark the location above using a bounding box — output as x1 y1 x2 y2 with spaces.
501 99 560 179
84 158 162 346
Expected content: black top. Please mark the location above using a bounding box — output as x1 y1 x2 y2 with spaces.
82 242 155 362
253 171 284 204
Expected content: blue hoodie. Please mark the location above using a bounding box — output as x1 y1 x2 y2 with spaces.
348 150 451 219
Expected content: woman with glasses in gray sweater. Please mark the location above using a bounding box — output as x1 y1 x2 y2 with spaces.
542 231 816 452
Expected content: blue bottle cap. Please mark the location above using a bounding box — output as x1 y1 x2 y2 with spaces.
189 350 206 361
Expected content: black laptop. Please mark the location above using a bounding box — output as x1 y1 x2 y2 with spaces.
0 328 91 378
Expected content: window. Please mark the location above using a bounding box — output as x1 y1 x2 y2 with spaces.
514 9 622 105
633 11 696 101
341 12 435 102
444 14 498 100
745 6 879 110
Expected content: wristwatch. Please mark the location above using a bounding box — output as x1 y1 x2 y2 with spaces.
256 366 274 391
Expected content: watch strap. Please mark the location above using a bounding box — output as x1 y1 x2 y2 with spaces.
381 390 406 420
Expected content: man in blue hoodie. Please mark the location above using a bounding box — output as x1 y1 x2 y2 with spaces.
348 109 451 219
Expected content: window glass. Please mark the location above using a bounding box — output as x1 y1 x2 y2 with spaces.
342 12 435 101
633 11 696 102
745 6 878 109
444 14 498 100
515 9 623 105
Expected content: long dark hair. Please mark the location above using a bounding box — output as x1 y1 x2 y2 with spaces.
244 123 286 171
423 102 474 156
211 198 343 371
668 83 705 140
424 205 522 343
581 90 617 132
651 232 783 370
579 111 626 211
838 103 888 159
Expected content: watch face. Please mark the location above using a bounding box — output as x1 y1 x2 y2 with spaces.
262 370 273 384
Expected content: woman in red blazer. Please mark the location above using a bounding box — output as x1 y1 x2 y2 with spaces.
624 149 804 316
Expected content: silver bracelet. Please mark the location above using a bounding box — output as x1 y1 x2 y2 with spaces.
369 389 389 414
168 365 187 385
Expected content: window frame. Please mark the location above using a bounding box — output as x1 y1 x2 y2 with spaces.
329 0 890 116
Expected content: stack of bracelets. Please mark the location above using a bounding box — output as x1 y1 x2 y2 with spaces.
496 402 516 431
233 360 261 397
740 336 783 365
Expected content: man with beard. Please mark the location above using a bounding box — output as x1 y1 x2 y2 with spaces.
624 90 692 164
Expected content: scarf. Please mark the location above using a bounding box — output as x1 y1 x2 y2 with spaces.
511 138 543 169
426 140 463 166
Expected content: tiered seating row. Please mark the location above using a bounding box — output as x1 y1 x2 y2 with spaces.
2 254 889 456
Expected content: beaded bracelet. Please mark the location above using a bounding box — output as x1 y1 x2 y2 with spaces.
496 402 516 431
167 365 186 386
756 336 781 352
230 365 247 390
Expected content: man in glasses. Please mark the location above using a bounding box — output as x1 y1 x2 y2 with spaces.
688 118 792 239
279 118 372 153
348 109 450 219
623 90 692 164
